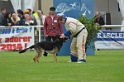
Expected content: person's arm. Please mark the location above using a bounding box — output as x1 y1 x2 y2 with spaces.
58 23 63 35
43 17 48 36
1 19 8 26
64 22 76 37
100 17 105 25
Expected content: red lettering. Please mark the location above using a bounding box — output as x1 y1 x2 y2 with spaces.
4 36 32 43
0 43 23 51
24 43 27 49
13 44 16 50
28 36 32 42
6 44 13 50
23 37 27 42
0 38 2 43
0 44 6 50
5 38 9 42
17 44 22 50
10 36 14 42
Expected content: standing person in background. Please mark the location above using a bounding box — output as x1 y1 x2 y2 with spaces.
21 14 35 26
35 10 46 26
10 12 20 26
1 12 12 26
43 7 63 56
0 8 6 25
58 16 88 63
27 8 37 25
17 9 25 25
94 12 105 26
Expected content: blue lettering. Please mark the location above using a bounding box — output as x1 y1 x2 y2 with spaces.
30 27 32 32
16 27 28 33
12 28 15 34
23 28 28 33
16 28 20 33
0 28 11 34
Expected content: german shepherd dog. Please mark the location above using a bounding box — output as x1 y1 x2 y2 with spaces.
19 37 68 63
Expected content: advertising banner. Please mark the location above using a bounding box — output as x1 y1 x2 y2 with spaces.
0 26 34 51
95 30 124 49
53 0 94 55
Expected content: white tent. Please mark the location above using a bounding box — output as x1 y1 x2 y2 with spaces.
117 0 124 31
10 0 36 13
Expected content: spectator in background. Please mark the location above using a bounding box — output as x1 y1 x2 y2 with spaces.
1 12 12 26
21 14 35 26
35 10 46 26
17 9 25 25
0 8 7 25
24 9 31 19
26 8 37 25
94 12 105 26
11 12 20 26
43 7 63 56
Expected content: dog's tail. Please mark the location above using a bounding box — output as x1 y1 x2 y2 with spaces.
19 45 35 53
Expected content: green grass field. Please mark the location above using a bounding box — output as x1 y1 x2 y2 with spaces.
0 50 124 82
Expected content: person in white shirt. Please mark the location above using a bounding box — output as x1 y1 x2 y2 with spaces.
36 10 46 26
58 16 88 63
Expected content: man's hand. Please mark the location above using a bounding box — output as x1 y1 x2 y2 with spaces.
45 34 48 37
60 33 65 38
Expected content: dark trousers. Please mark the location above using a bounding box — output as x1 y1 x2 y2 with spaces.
43 36 58 56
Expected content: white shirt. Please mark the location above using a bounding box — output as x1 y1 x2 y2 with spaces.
36 15 46 25
65 17 85 36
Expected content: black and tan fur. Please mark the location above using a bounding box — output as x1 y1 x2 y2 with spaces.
19 37 68 63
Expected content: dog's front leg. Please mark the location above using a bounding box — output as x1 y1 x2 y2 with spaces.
53 53 57 63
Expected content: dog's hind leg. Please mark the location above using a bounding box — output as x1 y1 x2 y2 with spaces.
33 53 38 62
37 50 42 62
33 48 39 62
53 53 57 63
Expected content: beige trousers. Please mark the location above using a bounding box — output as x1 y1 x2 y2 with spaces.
70 28 88 60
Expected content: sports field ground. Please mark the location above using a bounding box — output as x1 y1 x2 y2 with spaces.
0 50 124 82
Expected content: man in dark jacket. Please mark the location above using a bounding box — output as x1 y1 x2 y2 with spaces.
43 7 63 56
1 12 12 26
0 8 6 25
94 12 105 26
17 9 25 25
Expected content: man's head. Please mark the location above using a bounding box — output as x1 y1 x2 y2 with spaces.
1 8 6 15
37 10 43 17
58 16 66 24
95 12 101 19
24 14 30 21
49 7 56 15
17 9 24 17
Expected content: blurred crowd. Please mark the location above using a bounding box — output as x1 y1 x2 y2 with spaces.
0 8 46 26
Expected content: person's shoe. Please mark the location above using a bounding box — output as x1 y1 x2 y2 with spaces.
77 59 86 63
67 60 72 62
71 54 78 62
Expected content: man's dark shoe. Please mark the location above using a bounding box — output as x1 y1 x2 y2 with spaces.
77 59 86 63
